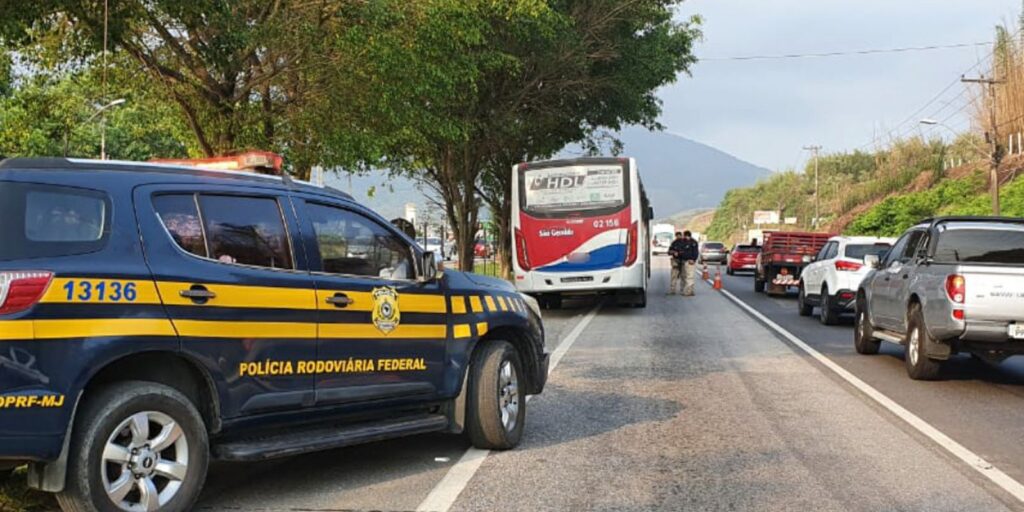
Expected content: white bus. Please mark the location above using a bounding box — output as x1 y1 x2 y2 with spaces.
511 157 652 308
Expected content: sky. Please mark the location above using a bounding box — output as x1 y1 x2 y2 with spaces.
661 0 1023 172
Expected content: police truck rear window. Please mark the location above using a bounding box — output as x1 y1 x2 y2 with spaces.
154 193 294 269
0 181 109 260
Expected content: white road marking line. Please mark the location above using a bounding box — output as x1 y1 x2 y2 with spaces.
417 303 603 512
711 281 1024 504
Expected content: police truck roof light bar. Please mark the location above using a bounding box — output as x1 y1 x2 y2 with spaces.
149 151 284 175
0 271 53 315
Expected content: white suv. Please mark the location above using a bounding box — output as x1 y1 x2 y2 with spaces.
798 236 894 324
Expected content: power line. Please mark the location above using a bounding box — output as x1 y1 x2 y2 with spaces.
857 35 1008 151
701 42 991 62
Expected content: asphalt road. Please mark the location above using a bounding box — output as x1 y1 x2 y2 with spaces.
194 258 1020 511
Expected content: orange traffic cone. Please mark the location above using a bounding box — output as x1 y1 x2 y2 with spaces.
701 264 710 281
713 267 723 290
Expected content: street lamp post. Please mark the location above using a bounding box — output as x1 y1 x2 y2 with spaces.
84 98 126 160
920 118 998 214
67 97 125 156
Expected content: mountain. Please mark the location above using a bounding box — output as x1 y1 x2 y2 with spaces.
575 126 771 218
322 126 769 222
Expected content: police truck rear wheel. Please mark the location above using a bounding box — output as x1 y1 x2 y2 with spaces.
466 340 526 450
57 381 208 512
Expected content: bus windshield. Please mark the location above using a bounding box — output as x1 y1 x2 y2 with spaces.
520 163 628 217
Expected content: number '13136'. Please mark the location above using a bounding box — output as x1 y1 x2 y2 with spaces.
62 280 138 302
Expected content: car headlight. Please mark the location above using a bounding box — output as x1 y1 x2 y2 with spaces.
520 293 542 319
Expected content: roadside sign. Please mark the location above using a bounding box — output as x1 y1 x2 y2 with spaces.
753 210 779 225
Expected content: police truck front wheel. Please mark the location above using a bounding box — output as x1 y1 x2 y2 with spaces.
57 381 208 512
466 340 526 450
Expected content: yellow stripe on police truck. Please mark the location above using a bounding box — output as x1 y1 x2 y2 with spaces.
450 296 467 314
161 282 316 309
33 319 176 339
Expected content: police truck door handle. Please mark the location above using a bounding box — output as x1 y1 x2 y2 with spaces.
326 293 353 308
180 286 216 302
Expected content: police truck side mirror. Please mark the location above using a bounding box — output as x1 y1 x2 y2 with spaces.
864 254 880 270
419 251 439 283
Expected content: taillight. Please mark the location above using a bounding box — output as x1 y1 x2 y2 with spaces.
624 222 639 266
945 274 965 304
835 260 863 272
0 271 53 315
515 228 531 271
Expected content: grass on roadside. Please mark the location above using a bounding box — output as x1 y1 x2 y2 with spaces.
466 260 507 280
1 466 57 512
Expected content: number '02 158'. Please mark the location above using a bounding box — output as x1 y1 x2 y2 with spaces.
62 280 137 302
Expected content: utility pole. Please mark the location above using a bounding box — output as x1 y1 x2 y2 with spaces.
101 0 109 159
803 145 822 227
962 75 1005 215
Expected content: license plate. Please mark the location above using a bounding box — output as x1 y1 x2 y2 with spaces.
1009 324 1024 340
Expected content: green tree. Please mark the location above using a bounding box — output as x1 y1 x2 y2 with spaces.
0 60 191 159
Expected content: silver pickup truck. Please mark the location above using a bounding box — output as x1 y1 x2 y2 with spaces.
855 217 1024 380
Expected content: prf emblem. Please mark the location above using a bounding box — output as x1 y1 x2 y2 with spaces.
372 286 401 335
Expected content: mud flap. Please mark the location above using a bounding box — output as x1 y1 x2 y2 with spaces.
923 335 953 361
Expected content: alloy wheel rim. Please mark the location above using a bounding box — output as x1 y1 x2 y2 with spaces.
101 411 188 512
498 360 520 432
856 311 864 339
909 328 920 366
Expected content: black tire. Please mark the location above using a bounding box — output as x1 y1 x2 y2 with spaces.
754 276 765 293
57 381 208 512
905 305 943 381
819 286 840 326
854 298 881 355
635 289 647 308
797 285 813 317
466 340 526 450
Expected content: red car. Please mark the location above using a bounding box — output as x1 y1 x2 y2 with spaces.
474 239 492 258
727 244 761 275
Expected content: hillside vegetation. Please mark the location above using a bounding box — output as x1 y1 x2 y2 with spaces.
705 136 985 242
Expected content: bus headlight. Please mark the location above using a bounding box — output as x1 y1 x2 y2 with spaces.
520 293 542 319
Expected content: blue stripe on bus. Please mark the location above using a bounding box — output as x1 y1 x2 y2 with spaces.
535 244 627 273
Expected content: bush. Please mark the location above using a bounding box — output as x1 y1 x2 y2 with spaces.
846 172 986 236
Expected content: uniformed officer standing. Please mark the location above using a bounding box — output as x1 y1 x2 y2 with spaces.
668 230 699 296
667 232 685 294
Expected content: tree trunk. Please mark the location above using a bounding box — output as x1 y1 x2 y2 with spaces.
433 148 480 273
493 183 512 279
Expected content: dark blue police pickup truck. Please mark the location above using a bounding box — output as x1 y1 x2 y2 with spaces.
0 157 548 512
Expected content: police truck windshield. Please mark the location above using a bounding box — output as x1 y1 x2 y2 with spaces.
520 163 628 217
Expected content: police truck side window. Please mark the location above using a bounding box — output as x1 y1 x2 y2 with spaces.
197 195 294 269
153 194 207 258
307 203 414 279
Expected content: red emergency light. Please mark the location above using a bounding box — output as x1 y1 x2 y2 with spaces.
150 151 284 175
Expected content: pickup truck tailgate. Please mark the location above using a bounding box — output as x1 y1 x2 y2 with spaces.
963 266 1024 321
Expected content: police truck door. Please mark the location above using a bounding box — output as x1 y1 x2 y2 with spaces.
136 185 317 418
294 197 447 408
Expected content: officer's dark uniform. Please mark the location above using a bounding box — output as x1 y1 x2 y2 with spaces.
669 237 699 295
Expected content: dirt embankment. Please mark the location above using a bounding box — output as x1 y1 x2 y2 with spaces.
824 155 1024 233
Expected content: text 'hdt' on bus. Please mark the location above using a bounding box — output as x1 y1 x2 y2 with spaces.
511 157 653 309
